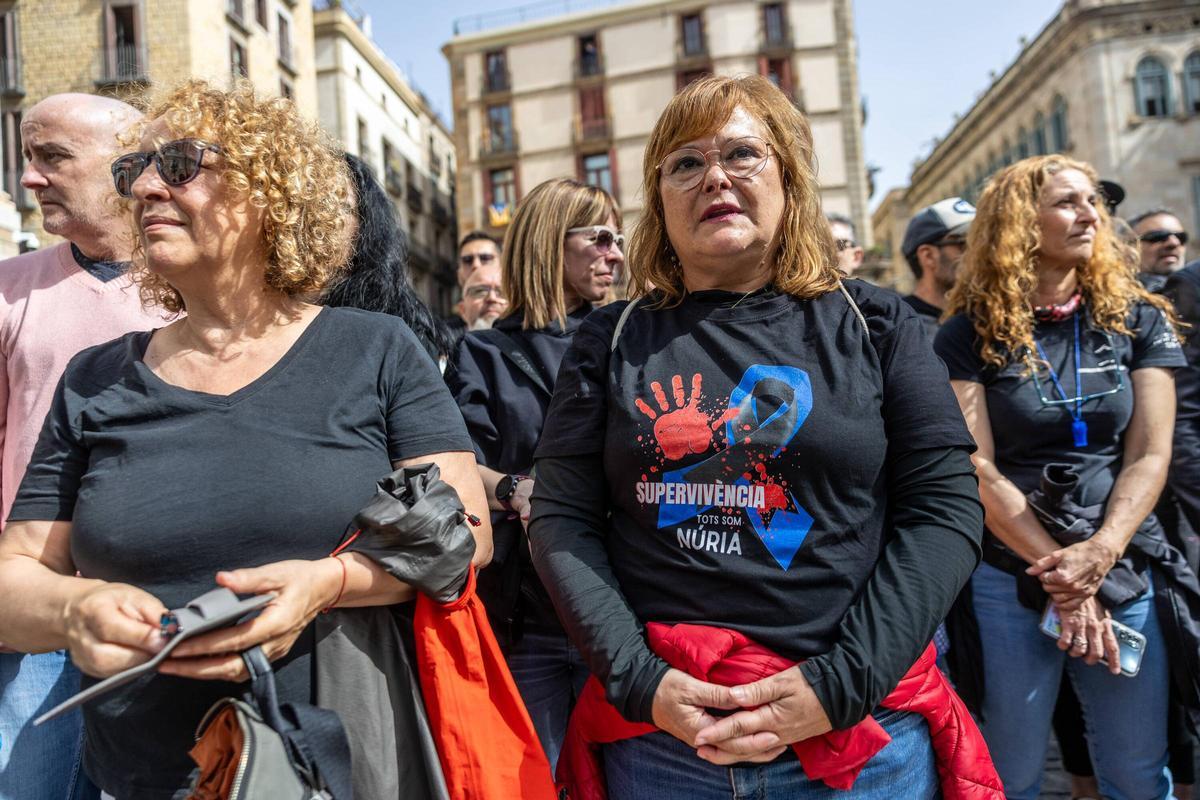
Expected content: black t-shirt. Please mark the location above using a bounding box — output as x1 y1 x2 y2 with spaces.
9 306 471 799
934 303 1184 505
535 282 974 662
902 293 942 343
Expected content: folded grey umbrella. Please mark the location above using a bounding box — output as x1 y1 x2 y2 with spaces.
347 463 476 603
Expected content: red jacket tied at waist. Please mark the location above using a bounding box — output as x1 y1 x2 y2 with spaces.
556 622 1002 799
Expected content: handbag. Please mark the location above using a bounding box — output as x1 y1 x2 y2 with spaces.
188 646 353 800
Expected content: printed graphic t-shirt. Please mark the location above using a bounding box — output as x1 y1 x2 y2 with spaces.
935 303 1184 505
536 282 974 661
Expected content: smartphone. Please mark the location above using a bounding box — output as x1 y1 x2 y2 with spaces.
1039 603 1146 678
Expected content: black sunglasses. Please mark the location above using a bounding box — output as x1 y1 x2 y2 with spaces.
111 139 221 198
1139 229 1189 245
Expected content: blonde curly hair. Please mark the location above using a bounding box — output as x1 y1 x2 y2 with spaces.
125 79 352 313
946 155 1177 367
627 75 840 304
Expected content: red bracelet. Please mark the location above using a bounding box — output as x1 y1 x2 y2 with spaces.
320 554 348 615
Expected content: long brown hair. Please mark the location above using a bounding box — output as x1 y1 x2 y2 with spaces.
946 155 1177 367
626 75 840 304
501 178 621 330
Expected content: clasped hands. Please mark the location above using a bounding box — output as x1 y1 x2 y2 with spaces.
651 665 832 766
1026 538 1121 674
62 558 343 682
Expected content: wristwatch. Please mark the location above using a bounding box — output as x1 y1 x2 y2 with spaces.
495 473 531 512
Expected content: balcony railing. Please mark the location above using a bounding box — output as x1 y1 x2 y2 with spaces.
480 130 519 158
575 53 604 79
99 44 147 85
384 165 404 197
407 182 424 213
0 57 21 94
762 29 791 50
574 115 611 143
484 69 510 95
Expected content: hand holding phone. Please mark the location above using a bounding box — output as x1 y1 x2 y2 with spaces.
1040 602 1145 677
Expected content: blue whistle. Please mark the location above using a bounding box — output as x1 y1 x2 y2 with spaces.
1072 418 1088 448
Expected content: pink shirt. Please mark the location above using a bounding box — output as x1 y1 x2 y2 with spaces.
0 243 166 526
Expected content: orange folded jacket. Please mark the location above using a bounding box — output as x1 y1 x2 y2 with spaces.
413 568 558 800
556 622 1004 800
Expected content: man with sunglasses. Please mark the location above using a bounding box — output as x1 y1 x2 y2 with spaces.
1130 207 1189 291
0 94 163 800
449 231 502 337
900 197 976 342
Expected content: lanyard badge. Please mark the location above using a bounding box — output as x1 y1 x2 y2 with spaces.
1034 312 1088 449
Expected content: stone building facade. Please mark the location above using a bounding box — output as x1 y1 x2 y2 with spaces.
442 0 869 244
314 4 458 315
0 0 317 237
873 0 1200 291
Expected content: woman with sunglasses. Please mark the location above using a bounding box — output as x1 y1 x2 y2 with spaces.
934 155 1184 799
0 80 492 799
444 177 623 770
526 76 999 798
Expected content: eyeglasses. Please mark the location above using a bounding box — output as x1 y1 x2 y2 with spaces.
566 225 625 252
463 285 505 301
656 136 773 191
835 238 858 252
460 252 497 267
1026 329 1126 407
111 139 221 198
1139 229 1189 246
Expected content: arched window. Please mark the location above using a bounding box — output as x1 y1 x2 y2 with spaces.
1032 112 1048 154
1051 96 1069 151
1135 56 1172 117
1001 139 1013 167
1185 52 1200 113
1016 127 1030 159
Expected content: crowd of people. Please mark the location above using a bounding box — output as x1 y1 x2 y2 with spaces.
0 72 1196 800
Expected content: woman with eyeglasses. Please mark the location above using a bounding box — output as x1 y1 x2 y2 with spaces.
444 177 623 770
934 155 1185 799
526 76 1000 799
0 81 493 798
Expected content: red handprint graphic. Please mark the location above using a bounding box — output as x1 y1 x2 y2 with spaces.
635 373 739 461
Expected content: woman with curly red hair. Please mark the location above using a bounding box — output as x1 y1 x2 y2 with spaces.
935 155 1183 798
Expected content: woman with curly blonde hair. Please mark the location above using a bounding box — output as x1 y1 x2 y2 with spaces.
527 75 999 797
0 80 492 798
936 155 1183 798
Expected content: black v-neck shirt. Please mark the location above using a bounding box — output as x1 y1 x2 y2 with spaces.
10 306 471 798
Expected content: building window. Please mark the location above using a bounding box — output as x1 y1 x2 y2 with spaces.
429 134 442 176
255 0 268 28
1050 96 1069 151
760 56 792 95
1135 56 1171 117
1000 140 1013 167
356 116 369 163
581 152 612 194
382 139 403 195
578 34 601 77
1016 127 1029 159
484 50 509 93
1 7 20 93
279 77 293 99
676 68 710 91
2 109 24 209
1185 52 1200 113
577 86 608 140
488 167 516 225
103 2 144 83
227 0 244 23
681 13 705 57
486 104 514 152
1031 112 1047 155
276 12 292 68
763 3 787 47
229 38 248 80
1193 175 1200 238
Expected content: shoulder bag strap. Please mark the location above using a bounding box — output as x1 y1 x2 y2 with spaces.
610 297 643 352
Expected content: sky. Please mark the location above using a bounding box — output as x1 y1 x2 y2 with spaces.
360 0 1060 211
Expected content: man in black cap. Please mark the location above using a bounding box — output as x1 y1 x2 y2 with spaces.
900 197 976 341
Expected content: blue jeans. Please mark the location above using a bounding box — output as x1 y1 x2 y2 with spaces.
972 562 1172 800
0 650 92 800
605 708 939 799
505 628 589 772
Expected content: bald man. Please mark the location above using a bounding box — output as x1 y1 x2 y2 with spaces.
0 93 162 800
